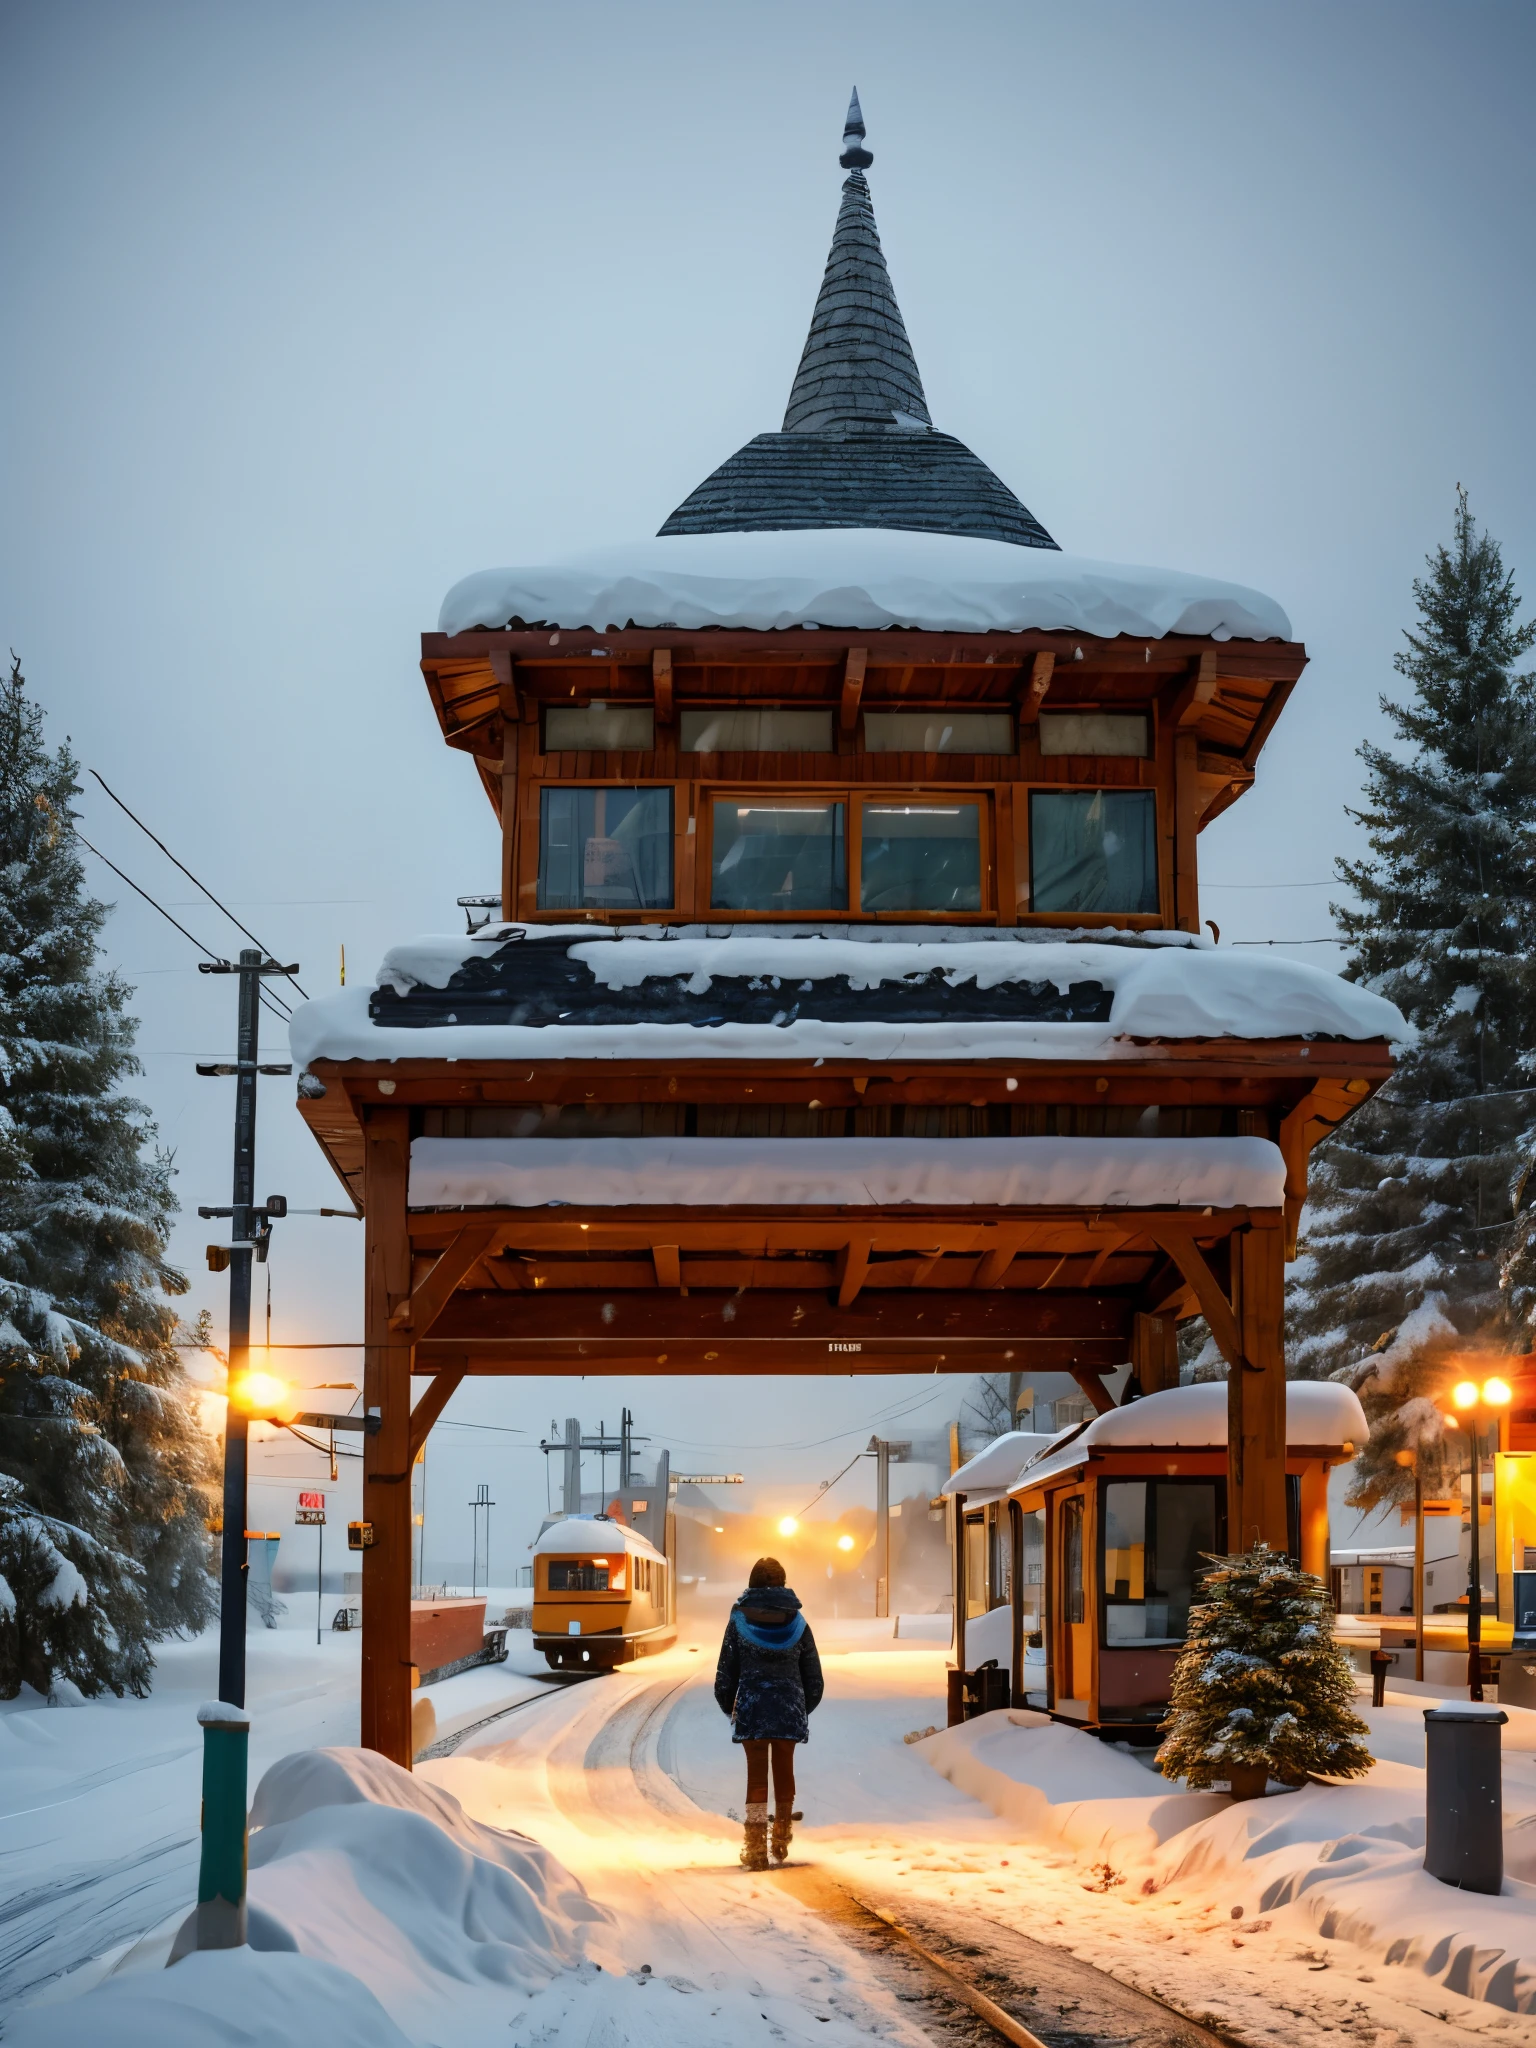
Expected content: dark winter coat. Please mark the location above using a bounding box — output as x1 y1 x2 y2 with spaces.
714 1585 824 1744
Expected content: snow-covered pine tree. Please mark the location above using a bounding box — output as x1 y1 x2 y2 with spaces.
1156 1545 1372 1795
0 656 216 1698
1284 492 1536 1510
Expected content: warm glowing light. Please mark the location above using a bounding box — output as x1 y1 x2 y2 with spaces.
714 1526 724 1534
1484 1377 1513 1408
1452 1381 1480 1410
836 1534 855 1552
777 1516 799 1537
229 1369 292 1418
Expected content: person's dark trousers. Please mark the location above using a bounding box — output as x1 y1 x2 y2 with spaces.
744 1739 797 1862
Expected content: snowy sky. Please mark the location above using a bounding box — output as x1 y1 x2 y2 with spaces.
3 1 1534 1582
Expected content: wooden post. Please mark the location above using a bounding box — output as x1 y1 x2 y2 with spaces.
1170 652 1215 936
1228 1224 1288 1554
1132 1310 1177 1395
491 656 519 922
1414 1470 1425 1683
361 1106 415 1767
1298 1460 1329 1578
952 1490 967 1675
1008 1498 1025 1707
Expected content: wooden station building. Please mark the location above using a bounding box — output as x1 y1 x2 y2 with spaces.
290 94 1406 1765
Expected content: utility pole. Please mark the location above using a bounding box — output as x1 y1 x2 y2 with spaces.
196 947 297 1708
469 1482 495 1595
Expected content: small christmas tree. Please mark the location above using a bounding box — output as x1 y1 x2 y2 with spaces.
1156 1546 1372 1797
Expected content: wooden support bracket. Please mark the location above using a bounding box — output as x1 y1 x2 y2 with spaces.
1169 649 1218 729
1019 651 1055 722
408 1371 464 1463
1069 1368 1117 1415
652 1243 684 1293
488 649 518 722
835 1234 873 1307
652 648 674 724
1277 1080 1365 1256
1144 1227 1251 1373
389 1221 503 1336
840 648 867 734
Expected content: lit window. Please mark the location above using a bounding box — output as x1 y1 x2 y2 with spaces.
547 1559 610 1591
1102 1480 1222 1644
863 710 1014 755
545 703 655 750
1029 790 1157 914
861 802 982 913
1038 712 1149 758
680 707 834 753
711 800 846 912
537 788 673 911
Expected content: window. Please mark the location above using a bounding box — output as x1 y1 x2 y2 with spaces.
1038 712 1149 758
964 1513 988 1620
547 1559 610 1591
681 707 833 753
538 787 673 911
1100 1480 1222 1645
1020 1507 1044 1632
545 703 655 750
861 801 982 913
863 710 1014 755
1029 790 1158 914
711 799 846 912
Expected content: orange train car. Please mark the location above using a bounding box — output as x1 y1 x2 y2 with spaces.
531 1515 675 1671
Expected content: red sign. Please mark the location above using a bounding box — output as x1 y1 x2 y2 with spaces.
298 1491 325 1511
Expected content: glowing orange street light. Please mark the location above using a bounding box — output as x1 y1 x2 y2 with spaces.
777 1516 799 1538
1440 1372 1514 1699
227 1368 295 1422
836 1534 856 1552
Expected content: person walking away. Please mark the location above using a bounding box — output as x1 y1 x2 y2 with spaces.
714 1556 824 1869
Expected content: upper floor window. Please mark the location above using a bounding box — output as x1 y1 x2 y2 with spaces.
1029 789 1158 914
1038 711 1149 758
544 703 655 750
537 787 673 910
861 802 983 912
863 710 1014 755
681 707 834 753
711 799 845 912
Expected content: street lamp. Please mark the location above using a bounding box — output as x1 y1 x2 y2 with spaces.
1444 1374 1513 1700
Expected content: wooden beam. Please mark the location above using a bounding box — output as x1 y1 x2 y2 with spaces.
361 1108 414 1769
1069 1367 1117 1415
1277 1080 1365 1255
408 1369 464 1463
1131 1310 1178 1395
1229 1225 1288 1552
1169 649 1218 729
1143 1227 1248 1373
835 1234 873 1307
389 1220 504 1335
1019 650 1055 721
839 647 867 734
492 652 518 922
1081 1236 1123 1289
418 1336 1132 1375
973 1242 1018 1289
652 647 674 724
652 1243 683 1292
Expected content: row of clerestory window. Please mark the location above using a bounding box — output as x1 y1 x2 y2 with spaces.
541 704 1150 758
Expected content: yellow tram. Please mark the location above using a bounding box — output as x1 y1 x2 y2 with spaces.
532 1515 676 1671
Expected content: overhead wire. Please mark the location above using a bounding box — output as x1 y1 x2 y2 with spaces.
89 769 310 1001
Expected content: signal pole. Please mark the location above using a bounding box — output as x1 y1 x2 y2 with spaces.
196 947 297 1708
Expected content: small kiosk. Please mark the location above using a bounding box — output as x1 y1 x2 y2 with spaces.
965 1382 1367 1733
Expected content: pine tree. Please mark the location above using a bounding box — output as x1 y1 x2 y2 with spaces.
1284 492 1536 1510
0 656 216 1697
1156 1545 1372 1793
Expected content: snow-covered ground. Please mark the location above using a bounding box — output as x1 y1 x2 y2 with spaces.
9 1623 1536 2046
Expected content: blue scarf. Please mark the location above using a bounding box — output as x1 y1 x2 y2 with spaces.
734 1610 806 1651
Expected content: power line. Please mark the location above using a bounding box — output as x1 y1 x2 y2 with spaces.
793 1448 869 1518
89 769 309 1002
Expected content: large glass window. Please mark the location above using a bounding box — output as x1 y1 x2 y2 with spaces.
1038 712 1149 758
711 799 846 912
864 710 1014 755
860 801 983 913
544 703 655 750
1101 1479 1222 1645
1029 790 1158 915
547 1559 611 1591
681 707 834 753
537 787 673 911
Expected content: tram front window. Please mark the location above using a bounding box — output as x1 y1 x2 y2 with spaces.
548 1560 610 1591
1101 1480 1222 1645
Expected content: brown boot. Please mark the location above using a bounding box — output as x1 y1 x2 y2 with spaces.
770 1807 795 1863
740 1804 769 1870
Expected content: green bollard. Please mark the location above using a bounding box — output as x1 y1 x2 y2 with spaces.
194 1700 251 1949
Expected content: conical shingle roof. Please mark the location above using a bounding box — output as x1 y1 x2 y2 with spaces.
660 93 1056 550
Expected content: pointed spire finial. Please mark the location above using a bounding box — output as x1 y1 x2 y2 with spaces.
839 87 873 171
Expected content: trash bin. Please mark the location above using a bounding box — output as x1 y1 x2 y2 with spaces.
1423 1703 1506 1894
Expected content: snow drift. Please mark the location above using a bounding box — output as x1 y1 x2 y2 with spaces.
437 528 1293 642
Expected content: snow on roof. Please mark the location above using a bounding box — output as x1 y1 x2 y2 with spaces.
1008 1381 1369 1492
407 1134 1286 1213
437 529 1292 642
532 1515 664 1562
940 1430 1064 1501
289 927 1408 1069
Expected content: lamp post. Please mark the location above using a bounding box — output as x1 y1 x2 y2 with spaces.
1446 1375 1513 1701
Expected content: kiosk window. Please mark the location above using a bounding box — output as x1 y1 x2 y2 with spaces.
1029 790 1157 914
860 802 982 913
547 1560 610 1592
1101 1480 1222 1645
538 788 673 911
711 800 846 912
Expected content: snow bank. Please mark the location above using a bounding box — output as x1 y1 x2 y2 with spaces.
920 1713 1536 2016
6 1949 413 2048
437 529 1293 642
292 928 1408 1070
407 1134 1287 1212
